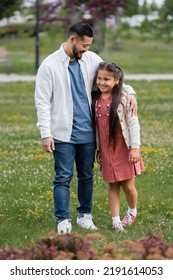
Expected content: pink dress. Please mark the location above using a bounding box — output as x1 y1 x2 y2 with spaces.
96 96 144 183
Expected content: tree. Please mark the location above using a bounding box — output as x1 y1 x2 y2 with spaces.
0 0 23 20
124 0 139 16
150 0 160 12
139 0 151 18
84 0 125 21
158 0 173 40
160 0 173 18
62 0 126 52
63 0 125 23
38 0 62 22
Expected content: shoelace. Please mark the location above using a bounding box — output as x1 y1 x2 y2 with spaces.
113 222 124 230
123 213 132 223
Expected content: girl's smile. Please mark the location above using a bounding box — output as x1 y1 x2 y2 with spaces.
96 69 119 96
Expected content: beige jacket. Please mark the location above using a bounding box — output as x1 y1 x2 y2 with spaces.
96 92 140 150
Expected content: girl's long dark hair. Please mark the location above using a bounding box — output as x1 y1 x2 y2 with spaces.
92 61 124 149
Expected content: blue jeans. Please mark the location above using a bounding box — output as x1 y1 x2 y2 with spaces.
53 142 96 223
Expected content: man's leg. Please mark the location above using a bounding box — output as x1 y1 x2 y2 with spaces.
53 143 75 223
75 142 97 229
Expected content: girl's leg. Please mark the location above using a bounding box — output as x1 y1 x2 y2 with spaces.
121 178 138 209
121 178 138 225
108 182 124 231
108 182 121 217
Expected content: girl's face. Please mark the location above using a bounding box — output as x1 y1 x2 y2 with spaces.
96 69 119 96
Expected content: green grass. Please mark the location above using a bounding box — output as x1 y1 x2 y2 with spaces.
0 80 173 250
0 34 173 74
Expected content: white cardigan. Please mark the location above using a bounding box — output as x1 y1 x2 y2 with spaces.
96 92 140 150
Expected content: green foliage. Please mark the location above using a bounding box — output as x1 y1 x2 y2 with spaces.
124 0 139 17
139 0 151 16
0 0 23 20
160 0 173 18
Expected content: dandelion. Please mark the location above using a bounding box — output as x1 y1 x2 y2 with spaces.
18 214 22 220
34 148 50 159
141 146 164 154
166 211 173 216
4 114 24 122
0 151 8 157
46 190 53 200
26 203 44 219
71 192 77 199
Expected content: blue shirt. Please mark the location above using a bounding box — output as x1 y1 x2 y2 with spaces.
68 60 94 143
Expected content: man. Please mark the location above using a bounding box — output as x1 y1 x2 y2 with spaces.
35 21 137 234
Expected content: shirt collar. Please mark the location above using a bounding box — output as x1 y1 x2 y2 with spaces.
60 43 70 62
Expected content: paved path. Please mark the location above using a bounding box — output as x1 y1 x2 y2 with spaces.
0 74 36 82
125 74 173 81
0 73 173 82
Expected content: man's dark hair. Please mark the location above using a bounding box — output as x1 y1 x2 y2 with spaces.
68 21 94 39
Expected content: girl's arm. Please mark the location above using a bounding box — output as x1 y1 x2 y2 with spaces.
96 150 102 165
128 148 141 164
126 108 141 164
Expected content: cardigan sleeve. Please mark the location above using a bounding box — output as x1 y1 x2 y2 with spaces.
125 110 141 148
119 92 140 148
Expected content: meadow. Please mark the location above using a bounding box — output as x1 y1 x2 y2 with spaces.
0 30 173 75
0 79 173 250
0 29 173 251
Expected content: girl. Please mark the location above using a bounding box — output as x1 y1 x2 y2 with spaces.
92 62 144 231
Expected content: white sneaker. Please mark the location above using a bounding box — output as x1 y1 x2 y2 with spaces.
77 214 97 230
57 219 72 234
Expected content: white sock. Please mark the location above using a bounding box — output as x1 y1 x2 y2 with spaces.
128 207 137 217
112 216 121 225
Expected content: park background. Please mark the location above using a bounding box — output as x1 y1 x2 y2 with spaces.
0 0 173 259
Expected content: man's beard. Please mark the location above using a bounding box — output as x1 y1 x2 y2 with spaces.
72 45 84 60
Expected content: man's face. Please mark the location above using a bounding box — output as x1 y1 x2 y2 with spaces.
71 35 93 59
